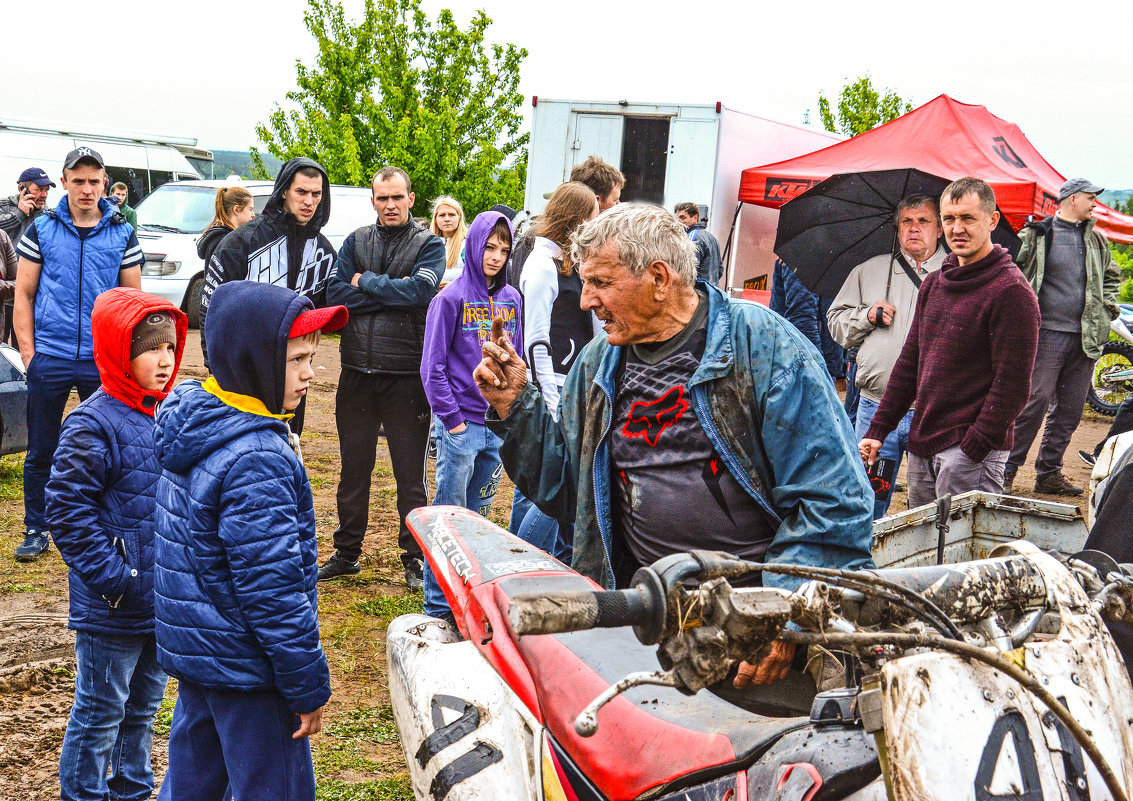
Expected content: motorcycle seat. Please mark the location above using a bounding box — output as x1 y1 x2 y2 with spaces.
495 574 811 800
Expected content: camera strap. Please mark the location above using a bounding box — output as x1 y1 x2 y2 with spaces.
894 253 923 289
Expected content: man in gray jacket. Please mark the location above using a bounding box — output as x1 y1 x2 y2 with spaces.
1005 178 1122 496
828 194 945 518
0 167 54 243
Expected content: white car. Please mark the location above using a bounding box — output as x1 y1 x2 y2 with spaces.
135 179 378 327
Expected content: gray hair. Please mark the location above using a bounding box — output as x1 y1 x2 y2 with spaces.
569 204 698 287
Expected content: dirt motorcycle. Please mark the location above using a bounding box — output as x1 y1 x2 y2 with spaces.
387 505 1133 801
1088 303 1133 416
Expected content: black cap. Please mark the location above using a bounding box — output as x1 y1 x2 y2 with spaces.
63 147 105 171
17 167 55 187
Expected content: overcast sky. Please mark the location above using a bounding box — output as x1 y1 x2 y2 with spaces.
5 0 1132 187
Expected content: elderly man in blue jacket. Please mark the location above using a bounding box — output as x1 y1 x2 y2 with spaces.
474 204 874 688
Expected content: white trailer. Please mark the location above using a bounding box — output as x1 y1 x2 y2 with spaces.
522 98 838 294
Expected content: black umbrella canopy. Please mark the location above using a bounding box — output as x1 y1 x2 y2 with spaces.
774 168 1021 298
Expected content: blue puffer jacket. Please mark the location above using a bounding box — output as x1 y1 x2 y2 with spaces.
46 288 188 635
25 196 139 360
153 282 331 714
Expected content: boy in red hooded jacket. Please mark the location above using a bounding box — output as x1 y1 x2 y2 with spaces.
45 287 186 801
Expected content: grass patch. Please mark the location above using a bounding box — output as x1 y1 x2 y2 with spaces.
154 680 178 736
326 704 400 745
351 595 423 625
0 455 23 501
315 777 413 801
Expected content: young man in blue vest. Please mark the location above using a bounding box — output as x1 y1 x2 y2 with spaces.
13 147 143 561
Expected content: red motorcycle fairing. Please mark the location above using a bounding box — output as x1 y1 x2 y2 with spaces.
409 507 811 800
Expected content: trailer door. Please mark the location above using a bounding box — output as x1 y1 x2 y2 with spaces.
568 113 623 175
664 117 718 216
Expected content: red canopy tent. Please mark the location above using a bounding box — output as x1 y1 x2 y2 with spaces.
738 94 1133 244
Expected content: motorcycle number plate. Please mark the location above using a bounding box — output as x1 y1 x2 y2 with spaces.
877 647 1132 801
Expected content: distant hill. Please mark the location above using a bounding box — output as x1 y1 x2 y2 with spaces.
1100 189 1131 209
209 149 283 180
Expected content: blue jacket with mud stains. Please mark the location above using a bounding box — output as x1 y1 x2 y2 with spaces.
489 280 875 591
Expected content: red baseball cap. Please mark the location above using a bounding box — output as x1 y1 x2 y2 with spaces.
289 305 349 338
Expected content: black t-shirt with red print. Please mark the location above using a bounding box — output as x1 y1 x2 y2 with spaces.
610 291 774 570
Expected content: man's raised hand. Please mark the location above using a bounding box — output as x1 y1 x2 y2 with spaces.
473 312 527 419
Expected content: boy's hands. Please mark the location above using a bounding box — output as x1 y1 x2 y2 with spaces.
293 706 324 739
473 312 527 419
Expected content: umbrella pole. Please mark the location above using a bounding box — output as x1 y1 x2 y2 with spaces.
722 202 743 292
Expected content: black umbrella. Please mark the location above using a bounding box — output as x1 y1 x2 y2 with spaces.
773 168 1021 298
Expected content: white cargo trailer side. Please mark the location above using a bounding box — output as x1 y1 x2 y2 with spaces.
522 98 838 294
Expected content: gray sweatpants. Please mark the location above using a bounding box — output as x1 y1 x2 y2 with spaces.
1008 329 1094 479
907 444 1009 508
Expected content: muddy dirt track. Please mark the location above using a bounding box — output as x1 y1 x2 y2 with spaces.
0 333 1113 799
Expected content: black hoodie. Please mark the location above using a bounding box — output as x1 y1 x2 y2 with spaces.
198 158 336 364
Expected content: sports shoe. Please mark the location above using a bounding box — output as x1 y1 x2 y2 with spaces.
1033 473 1084 497
14 530 50 562
1077 450 1097 467
317 552 361 581
404 558 425 590
1002 468 1017 493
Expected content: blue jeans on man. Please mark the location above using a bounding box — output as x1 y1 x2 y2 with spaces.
24 353 101 534
59 631 167 801
855 395 914 519
424 419 504 616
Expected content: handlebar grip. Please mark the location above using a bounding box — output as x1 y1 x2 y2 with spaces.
509 589 653 636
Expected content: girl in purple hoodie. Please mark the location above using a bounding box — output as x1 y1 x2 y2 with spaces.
420 210 523 616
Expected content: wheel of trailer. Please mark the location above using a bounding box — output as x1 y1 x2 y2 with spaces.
1087 340 1133 416
185 275 204 329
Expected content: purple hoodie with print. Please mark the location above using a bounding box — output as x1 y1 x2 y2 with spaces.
421 210 523 430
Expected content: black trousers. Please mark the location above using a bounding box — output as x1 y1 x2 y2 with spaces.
333 369 430 565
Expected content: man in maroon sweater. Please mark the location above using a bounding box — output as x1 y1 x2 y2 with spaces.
859 177 1040 508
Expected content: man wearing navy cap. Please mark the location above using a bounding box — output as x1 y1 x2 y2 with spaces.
11 147 143 562
0 167 55 243
1005 178 1123 496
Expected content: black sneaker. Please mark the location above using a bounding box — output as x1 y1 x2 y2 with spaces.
317 552 361 581
404 558 424 590
1003 469 1017 493
1034 473 1084 497
14 530 50 562
1078 450 1097 467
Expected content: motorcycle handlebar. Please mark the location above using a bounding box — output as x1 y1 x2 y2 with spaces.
508 588 655 636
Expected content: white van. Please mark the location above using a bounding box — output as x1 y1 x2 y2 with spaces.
135 179 378 327
0 116 201 205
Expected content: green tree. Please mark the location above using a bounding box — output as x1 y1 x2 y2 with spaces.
817 75 913 138
253 0 528 216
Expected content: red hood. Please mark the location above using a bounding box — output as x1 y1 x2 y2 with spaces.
92 288 187 416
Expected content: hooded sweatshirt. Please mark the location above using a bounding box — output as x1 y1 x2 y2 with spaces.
198 157 336 363
865 245 1040 462
152 280 330 711
195 223 232 266
45 288 187 636
421 211 523 431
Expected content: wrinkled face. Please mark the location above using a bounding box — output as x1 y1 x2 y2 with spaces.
580 240 664 346
675 209 698 227
22 181 50 209
61 164 106 214
941 192 999 263
130 342 175 392
283 334 319 411
598 185 622 212
282 173 323 225
434 204 460 235
482 232 511 279
373 175 414 227
230 202 255 227
111 186 128 204
897 203 942 261
1063 192 1097 223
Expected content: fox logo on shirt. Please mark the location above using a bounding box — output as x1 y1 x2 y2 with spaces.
622 386 689 447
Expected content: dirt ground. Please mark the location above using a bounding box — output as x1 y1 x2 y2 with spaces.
0 334 1112 799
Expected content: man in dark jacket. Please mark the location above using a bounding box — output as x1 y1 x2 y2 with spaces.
320 167 445 587
675 202 722 285
0 166 54 243
199 157 336 374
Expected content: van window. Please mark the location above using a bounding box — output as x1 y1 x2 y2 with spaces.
147 170 175 194
105 167 148 204
136 184 217 234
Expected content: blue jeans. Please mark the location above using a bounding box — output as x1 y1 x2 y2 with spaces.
508 486 532 535
25 353 100 531
60 631 167 801
157 680 314 801
518 504 573 563
425 419 503 616
855 395 914 519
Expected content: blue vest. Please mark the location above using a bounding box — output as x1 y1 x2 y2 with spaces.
32 197 132 360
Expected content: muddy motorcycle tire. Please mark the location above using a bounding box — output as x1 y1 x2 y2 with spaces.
1088 340 1133 416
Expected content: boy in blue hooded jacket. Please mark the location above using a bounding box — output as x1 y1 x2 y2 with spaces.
46 287 186 801
420 210 522 616
152 281 347 801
